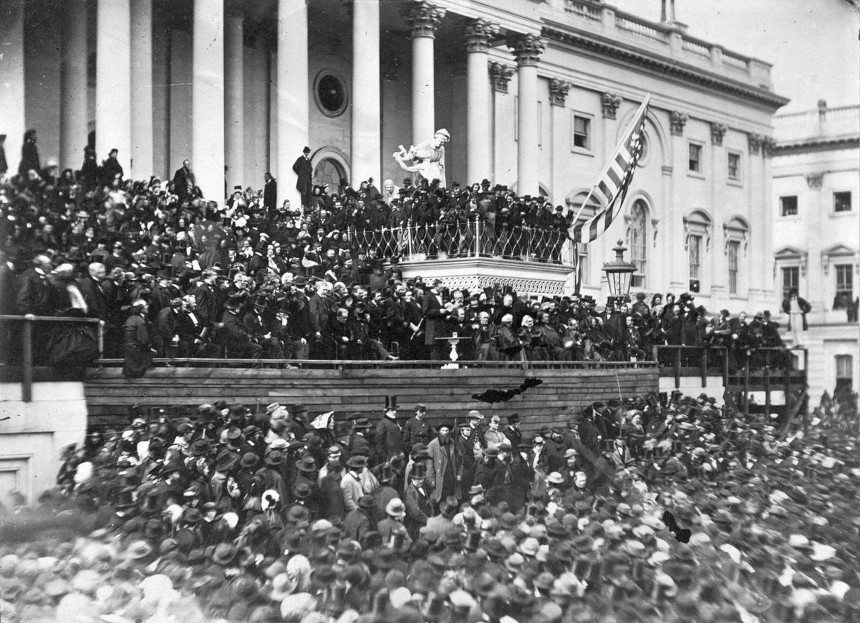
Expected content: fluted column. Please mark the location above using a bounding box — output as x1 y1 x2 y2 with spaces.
60 0 89 171
349 0 381 185
225 10 245 192
192 0 225 200
96 0 131 172
277 0 309 208
509 34 545 197
401 2 445 146
465 19 498 185
131 0 154 179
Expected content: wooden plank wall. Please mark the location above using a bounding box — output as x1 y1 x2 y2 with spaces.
83 367 659 433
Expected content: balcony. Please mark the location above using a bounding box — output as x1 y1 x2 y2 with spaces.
542 0 780 99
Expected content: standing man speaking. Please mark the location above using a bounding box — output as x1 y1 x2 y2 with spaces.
293 146 313 211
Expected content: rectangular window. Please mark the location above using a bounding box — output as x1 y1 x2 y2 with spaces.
573 115 591 150
688 143 702 172
836 354 853 393
836 264 853 305
834 191 852 212
727 240 740 294
782 266 799 300
727 152 740 181
689 234 701 280
780 195 798 217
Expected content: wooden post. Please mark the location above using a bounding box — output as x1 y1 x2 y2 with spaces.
764 364 771 422
783 349 791 427
674 347 681 389
722 347 729 389
22 316 33 402
98 320 105 359
700 347 707 387
743 360 750 416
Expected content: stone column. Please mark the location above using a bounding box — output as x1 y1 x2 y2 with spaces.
277 0 309 208
465 19 498 185
96 0 132 172
0 2 25 173
225 9 245 192
130 0 154 180
509 34 545 197
60 0 89 171
668 112 688 294
400 2 445 146
349 0 381 186
192 0 225 200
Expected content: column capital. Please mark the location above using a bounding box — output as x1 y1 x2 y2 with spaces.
507 33 545 67
747 132 762 155
761 136 776 157
601 92 622 118
489 61 514 94
464 18 499 53
670 111 688 136
710 121 727 146
548 79 572 107
400 1 445 38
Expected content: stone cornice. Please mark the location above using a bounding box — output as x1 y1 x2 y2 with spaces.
541 25 789 110
773 137 860 156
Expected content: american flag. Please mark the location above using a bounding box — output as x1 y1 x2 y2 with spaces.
569 95 651 245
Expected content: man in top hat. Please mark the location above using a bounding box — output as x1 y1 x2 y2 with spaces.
374 396 403 462
422 278 450 359
263 172 277 211
292 146 313 208
404 462 432 538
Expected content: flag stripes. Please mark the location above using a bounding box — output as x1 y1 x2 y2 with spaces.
569 95 650 245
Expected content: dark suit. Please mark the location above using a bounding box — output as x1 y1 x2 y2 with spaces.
422 290 448 359
292 155 313 207
264 177 277 210
78 275 108 321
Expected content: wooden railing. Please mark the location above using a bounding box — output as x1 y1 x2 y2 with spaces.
0 314 104 402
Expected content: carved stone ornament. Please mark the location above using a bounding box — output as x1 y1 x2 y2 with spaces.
508 33 546 67
601 92 622 119
710 122 728 146
723 225 749 255
806 173 824 189
549 79 572 107
761 136 776 157
489 62 514 94
683 217 712 252
400 2 446 38
747 132 762 155
464 19 499 53
670 111 688 136
651 218 660 248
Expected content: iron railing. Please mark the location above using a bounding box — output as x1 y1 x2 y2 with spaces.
348 218 575 265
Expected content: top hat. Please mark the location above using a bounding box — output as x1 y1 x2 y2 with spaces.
384 396 398 411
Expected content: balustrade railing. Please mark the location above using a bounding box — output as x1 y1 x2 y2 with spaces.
349 219 576 266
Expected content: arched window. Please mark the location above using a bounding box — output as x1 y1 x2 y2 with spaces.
313 158 348 194
723 216 749 295
627 200 648 288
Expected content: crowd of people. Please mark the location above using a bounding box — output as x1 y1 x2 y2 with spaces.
0 390 858 623
1 137 787 371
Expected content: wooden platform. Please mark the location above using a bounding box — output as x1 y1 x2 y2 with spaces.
82 364 659 433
